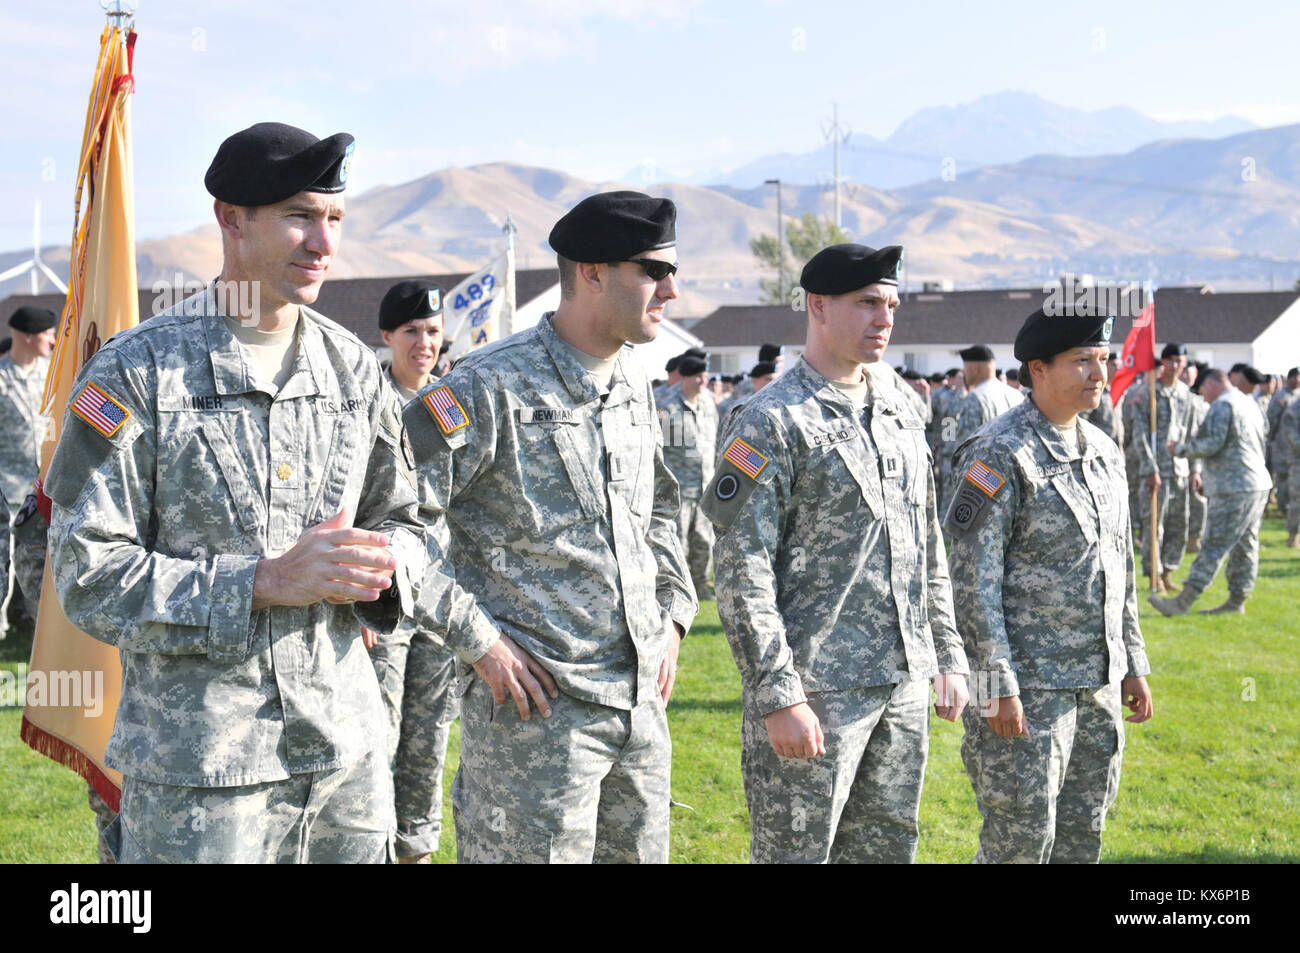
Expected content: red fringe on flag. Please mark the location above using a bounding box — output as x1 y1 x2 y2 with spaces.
19 716 121 813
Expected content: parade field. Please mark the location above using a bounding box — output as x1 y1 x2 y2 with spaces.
2 517 1296 865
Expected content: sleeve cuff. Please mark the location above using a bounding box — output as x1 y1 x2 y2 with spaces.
754 671 808 718
207 553 260 663
660 589 697 638
447 606 501 664
1125 647 1152 680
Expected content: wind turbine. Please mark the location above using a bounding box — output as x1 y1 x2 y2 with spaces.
0 200 68 295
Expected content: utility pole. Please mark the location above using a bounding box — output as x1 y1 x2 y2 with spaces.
821 103 849 229
764 178 784 300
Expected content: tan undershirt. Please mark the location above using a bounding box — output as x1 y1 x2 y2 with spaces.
559 338 619 393
830 374 871 407
223 315 300 392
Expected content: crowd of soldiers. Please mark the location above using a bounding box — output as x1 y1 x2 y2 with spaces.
6 120 1293 865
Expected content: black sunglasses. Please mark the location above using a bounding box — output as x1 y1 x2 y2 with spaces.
624 258 679 281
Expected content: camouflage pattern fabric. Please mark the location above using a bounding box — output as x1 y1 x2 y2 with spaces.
1139 476 1189 576
1178 490 1270 599
742 679 930 864
944 399 1149 864
452 679 670 864
961 682 1124 864
1172 388 1271 498
44 284 422 861
1284 400 1300 533
951 377 1023 457
1270 391 1299 517
403 313 695 862
11 492 42 605
945 400 1149 696
0 354 48 509
658 386 718 596
108 746 392 863
702 358 967 863
370 626 459 858
1187 396 1209 538
88 784 117 865
930 385 964 521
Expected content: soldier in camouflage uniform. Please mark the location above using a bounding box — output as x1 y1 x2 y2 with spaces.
1283 397 1300 548
945 308 1153 864
404 192 696 864
704 244 969 864
45 123 424 863
0 306 55 629
1129 344 1198 592
1267 368 1299 520
658 353 718 599
363 280 460 863
1181 363 1208 551
1151 369 1273 615
929 368 965 521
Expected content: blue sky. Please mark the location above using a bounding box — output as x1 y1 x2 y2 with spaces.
3 0 1298 250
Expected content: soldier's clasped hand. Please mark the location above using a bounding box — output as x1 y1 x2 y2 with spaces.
252 508 397 610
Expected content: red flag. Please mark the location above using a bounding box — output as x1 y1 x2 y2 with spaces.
1111 300 1156 406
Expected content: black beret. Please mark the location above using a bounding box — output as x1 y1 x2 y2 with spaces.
800 243 903 294
1243 366 1266 386
751 361 777 378
206 122 355 206
549 191 676 263
902 369 923 381
1013 309 1115 363
1229 362 1248 374
944 367 961 377
1108 351 1118 361
958 344 995 362
678 355 707 376
683 347 707 359
439 341 451 355
8 306 58 333
1160 343 1187 359
928 372 945 384
1287 366 1300 377
665 355 682 373
379 280 444 331
758 343 783 362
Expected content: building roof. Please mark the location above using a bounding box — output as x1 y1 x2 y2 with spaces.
0 269 560 351
689 286 1299 349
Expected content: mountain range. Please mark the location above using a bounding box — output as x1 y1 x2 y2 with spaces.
2 93 1295 318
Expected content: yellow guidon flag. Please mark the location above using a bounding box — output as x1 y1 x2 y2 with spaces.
21 23 139 813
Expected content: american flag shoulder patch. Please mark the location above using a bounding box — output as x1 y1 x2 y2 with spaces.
964 459 1005 498
72 381 131 439
423 385 469 435
723 437 769 479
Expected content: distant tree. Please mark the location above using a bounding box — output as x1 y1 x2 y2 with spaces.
750 213 850 304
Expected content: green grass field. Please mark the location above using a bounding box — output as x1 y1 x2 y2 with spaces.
3 518 1297 863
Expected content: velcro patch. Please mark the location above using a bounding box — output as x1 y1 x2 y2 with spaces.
519 406 576 424
71 381 131 438
723 437 769 479
401 426 416 469
964 460 1005 498
946 482 990 533
423 385 468 435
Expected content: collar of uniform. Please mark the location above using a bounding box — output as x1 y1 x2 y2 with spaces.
197 282 325 399
1024 397 1088 462
536 312 610 405
799 357 898 416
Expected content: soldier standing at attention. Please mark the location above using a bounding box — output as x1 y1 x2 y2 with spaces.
945 308 1153 864
703 243 970 864
362 279 460 864
45 123 425 863
404 191 696 864
1129 343 1198 594
657 352 718 600
1150 369 1273 615
951 344 1022 452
